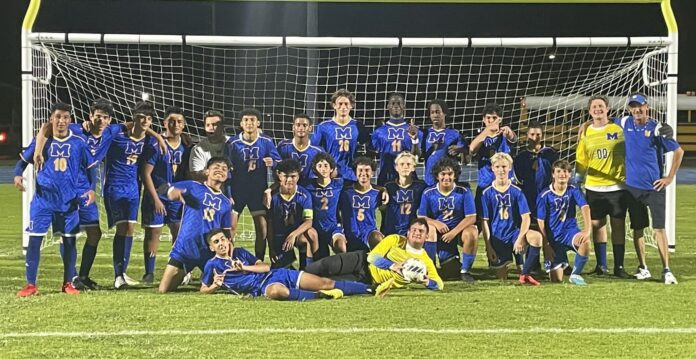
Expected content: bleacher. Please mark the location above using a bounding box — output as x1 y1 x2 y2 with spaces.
678 124 696 153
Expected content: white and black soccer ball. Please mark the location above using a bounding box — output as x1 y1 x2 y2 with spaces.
401 258 427 283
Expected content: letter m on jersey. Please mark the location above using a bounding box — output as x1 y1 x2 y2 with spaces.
49 143 71 158
335 127 352 140
291 152 308 168
242 147 260 161
387 128 405 140
352 195 371 209
438 197 455 211
606 132 619 140
125 141 145 155
427 132 445 144
203 193 222 211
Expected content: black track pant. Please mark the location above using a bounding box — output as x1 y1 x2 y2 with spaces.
304 250 371 284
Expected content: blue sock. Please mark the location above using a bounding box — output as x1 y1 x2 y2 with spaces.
62 237 77 283
334 280 369 295
612 244 625 270
25 236 43 285
594 242 607 269
288 288 318 301
113 234 126 277
573 253 589 275
123 236 133 273
299 251 307 270
522 246 540 275
424 242 436 263
461 252 476 272
79 243 98 278
144 251 156 275
305 256 314 268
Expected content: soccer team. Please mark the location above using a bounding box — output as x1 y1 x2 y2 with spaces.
14 89 683 300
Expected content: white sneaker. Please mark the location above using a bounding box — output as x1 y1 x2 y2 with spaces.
663 271 678 285
569 274 587 286
123 273 140 286
634 267 652 280
181 272 192 286
114 276 128 290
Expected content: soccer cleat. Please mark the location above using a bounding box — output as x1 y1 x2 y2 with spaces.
569 274 587 286
593 266 609 276
122 273 140 286
181 272 192 286
114 276 129 290
73 276 100 290
17 284 38 298
62 282 80 295
318 289 344 300
519 274 541 286
142 273 155 285
614 267 631 279
460 271 475 284
543 260 552 274
374 278 395 299
663 271 678 285
634 267 652 280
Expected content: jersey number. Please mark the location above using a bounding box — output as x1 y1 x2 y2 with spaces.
357 208 365 222
499 207 509 220
53 158 68 172
320 197 329 211
391 140 402 153
203 208 216 222
248 161 256 172
400 203 412 215
595 148 609 159
126 154 139 165
442 210 454 221
339 139 350 152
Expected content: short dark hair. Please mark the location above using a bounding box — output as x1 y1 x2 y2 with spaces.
239 108 262 121
431 157 460 180
587 95 609 109
481 103 502 117
90 98 113 116
164 106 185 119
311 152 336 176
204 109 224 124
527 121 542 131
132 101 155 117
552 159 572 172
331 89 355 106
294 113 313 126
388 93 404 102
409 217 429 234
50 102 71 115
427 99 449 117
207 156 231 170
276 158 302 175
205 228 228 245
353 156 375 171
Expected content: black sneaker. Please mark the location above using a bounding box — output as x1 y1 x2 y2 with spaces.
614 267 631 279
142 273 155 285
73 276 100 290
593 266 609 275
460 272 475 283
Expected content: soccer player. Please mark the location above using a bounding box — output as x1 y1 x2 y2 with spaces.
480 153 543 285
267 159 319 269
371 93 422 186
15 102 96 297
226 108 281 261
417 157 479 282
311 89 370 184
276 114 325 186
303 152 348 255
381 152 427 236
619 93 683 284
537 160 592 285
339 156 387 251
306 218 443 292
576 95 630 278
159 157 235 293
140 106 190 284
189 110 228 181
421 99 467 187
200 229 373 300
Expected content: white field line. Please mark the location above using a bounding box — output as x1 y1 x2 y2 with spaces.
2 327 696 339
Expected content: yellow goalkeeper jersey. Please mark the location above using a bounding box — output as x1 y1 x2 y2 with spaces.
576 123 626 188
367 234 443 290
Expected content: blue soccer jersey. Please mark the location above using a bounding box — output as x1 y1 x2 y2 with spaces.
169 181 233 267
481 184 530 243
269 186 314 237
536 185 587 243
303 177 344 233
418 185 477 230
227 134 281 191
103 124 148 197
474 134 513 189
201 249 266 296
339 186 382 250
311 118 369 182
514 147 558 218
618 117 680 191
141 138 185 226
372 120 422 185
381 180 427 236
276 139 325 185
422 127 465 186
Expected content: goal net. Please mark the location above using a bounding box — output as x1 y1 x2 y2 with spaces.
27 35 671 248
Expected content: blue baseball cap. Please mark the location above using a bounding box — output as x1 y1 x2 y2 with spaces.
628 93 648 106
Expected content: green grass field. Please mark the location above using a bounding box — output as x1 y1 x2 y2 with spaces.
1 183 695 358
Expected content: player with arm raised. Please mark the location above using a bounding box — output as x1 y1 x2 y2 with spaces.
537 160 592 285
417 157 479 283
481 153 543 285
276 114 325 186
226 108 281 261
311 89 370 185
159 157 235 293
15 102 96 297
371 93 422 186
381 152 426 236
189 110 228 182
421 99 468 187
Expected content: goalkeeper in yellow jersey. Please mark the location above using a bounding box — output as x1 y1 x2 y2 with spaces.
305 218 444 294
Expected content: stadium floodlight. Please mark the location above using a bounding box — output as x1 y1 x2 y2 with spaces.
20 0 679 251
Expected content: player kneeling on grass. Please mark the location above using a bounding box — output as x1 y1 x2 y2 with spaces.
537 160 592 285
200 229 372 300
481 153 543 285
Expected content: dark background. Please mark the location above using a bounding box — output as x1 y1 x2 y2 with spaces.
1 0 694 154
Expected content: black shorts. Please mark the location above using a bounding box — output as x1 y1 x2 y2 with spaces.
232 187 266 216
626 186 666 230
585 189 629 220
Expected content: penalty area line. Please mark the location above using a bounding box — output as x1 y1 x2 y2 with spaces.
2 327 696 338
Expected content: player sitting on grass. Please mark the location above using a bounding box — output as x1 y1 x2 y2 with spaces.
537 160 592 285
417 157 479 282
480 153 543 285
200 229 373 300
158 157 235 293
306 218 443 295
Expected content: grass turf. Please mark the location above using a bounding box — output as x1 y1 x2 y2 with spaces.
0 183 695 358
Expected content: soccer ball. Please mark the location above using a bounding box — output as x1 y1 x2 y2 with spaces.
401 258 427 283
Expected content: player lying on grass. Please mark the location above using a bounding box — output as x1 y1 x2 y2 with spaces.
305 217 443 294
200 229 374 300
536 160 592 285
480 153 543 285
